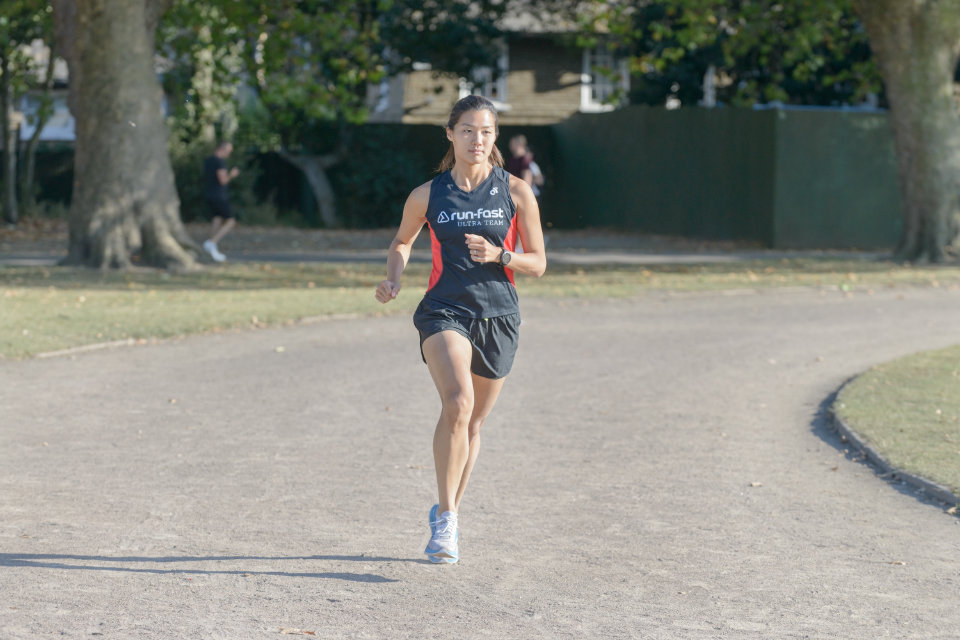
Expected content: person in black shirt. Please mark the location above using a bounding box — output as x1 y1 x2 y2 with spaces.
202 141 240 262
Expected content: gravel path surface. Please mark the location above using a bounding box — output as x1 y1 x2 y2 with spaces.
2 287 959 639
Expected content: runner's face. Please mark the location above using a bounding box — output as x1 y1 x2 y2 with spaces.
447 110 497 167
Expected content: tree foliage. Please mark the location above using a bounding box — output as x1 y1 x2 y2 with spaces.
0 0 54 224
582 0 881 107
0 2 51 94
379 0 505 79
159 0 511 227
159 2 244 146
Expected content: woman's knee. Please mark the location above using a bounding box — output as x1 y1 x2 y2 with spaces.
467 418 485 440
441 390 474 425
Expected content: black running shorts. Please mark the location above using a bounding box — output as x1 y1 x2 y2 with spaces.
206 196 235 220
413 299 521 380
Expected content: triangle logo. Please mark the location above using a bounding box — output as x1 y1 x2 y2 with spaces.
437 211 450 223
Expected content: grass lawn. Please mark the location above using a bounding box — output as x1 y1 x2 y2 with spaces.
4 257 960 359
835 346 960 499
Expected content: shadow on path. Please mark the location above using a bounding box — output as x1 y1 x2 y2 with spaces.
0 553 426 582
810 387 955 512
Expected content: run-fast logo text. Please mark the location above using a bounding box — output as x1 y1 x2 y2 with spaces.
437 208 506 227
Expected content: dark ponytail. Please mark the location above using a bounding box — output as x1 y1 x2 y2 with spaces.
437 95 503 173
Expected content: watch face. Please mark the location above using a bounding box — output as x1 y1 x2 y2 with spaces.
501 251 511 265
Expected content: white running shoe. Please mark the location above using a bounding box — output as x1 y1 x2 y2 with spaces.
203 240 226 262
425 510 458 563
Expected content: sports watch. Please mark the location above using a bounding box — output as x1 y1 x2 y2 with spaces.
498 249 512 266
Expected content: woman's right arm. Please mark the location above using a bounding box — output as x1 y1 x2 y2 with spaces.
375 182 430 303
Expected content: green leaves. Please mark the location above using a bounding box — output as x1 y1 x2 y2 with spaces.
159 0 510 152
0 0 53 96
586 0 881 107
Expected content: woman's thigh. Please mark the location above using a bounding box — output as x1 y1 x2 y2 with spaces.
470 373 506 423
422 330 475 402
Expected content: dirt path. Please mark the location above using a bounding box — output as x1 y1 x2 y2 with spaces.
2 287 959 639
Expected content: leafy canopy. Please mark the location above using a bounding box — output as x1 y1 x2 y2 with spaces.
161 0 509 153
579 0 881 107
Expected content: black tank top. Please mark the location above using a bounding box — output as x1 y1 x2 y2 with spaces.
422 167 520 318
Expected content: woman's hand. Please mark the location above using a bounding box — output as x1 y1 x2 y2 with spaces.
375 279 401 303
464 234 500 263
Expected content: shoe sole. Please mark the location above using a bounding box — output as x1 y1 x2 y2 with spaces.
424 541 458 558
425 531 459 560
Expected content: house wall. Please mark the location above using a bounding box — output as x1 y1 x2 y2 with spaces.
500 36 582 125
374 35 585 126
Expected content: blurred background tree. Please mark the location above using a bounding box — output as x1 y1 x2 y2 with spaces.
160 0 508 229
1 0 55 226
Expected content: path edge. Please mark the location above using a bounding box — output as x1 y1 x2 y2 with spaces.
829 381 959 509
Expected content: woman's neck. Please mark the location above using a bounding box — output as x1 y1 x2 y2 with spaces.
450 162 493 192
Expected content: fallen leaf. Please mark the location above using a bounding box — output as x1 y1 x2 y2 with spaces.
947 506 957 515
749 482 763 488
275 346 286 353
888 560 906 566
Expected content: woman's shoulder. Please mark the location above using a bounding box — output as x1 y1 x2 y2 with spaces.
411 176 440 197
506 171 534 196
404 176 440 211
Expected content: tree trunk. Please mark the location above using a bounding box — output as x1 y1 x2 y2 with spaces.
20 43 58 212
52 0 198 269
853 0 960 263
1 56 19 226
277 149 343 228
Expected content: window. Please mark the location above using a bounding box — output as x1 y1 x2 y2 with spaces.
459 47 510 110
581 46 629 112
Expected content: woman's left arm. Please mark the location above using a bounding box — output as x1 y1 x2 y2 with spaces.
466 177 546 277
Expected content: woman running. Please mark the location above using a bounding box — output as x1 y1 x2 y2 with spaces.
375 95 546 564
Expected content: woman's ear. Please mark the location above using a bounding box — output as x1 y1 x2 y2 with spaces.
446 128 454 143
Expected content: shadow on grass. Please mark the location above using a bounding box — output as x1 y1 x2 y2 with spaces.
0 552 431 581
